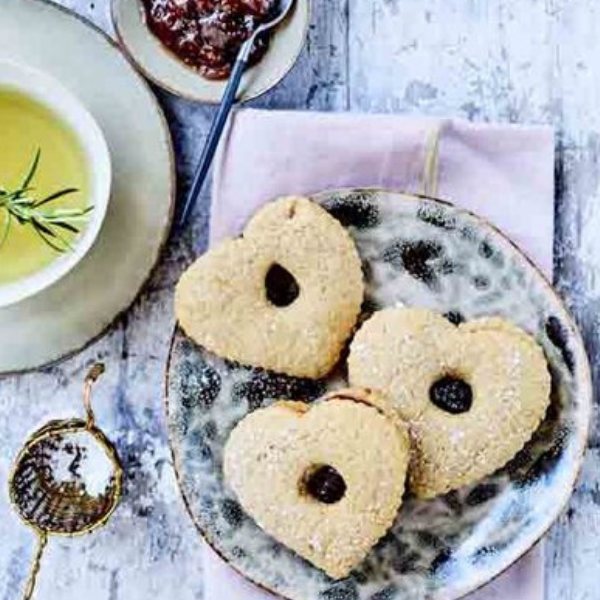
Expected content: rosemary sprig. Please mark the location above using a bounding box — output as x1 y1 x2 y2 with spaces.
0 149 93 253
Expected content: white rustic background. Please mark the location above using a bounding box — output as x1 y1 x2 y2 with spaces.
0 1 599 599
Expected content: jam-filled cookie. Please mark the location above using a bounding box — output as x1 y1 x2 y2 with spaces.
175 197 364 379
223 389 410 579
348 308 551 499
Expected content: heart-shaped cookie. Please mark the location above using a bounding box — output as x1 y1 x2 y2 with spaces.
175 197 364 379
348 308 551 499
223 389 410 579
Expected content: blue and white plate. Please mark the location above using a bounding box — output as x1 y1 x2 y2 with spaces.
165 189 591 600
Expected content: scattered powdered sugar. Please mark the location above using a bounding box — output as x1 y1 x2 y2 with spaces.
49 432 115 498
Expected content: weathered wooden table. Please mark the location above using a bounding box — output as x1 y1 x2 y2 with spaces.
0 1 598 599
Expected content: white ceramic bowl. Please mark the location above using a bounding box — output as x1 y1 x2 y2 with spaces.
0 61 111 308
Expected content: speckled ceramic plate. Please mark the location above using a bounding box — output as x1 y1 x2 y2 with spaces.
0 0 174 374
165 189 592 600
112 0 311 103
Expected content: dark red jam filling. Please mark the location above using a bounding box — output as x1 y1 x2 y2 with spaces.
429 376 473 415
265 264 300 307
142 0 276 79
303 465 347 504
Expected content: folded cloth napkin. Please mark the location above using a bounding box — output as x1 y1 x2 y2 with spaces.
207 109 554 600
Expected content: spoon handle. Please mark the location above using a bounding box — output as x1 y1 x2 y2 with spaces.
178 40 253 228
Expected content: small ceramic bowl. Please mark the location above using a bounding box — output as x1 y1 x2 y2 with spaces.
0 61 111 309
112 0 311 103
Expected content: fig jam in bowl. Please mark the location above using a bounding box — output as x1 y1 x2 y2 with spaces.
143 0 279 80
113 0 310 102
0 61 111 309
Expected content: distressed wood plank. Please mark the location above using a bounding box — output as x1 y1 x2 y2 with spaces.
254 0 349 110
541 3 600 600
349 0 556 122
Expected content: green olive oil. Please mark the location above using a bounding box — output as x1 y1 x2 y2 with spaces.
0 88 90 285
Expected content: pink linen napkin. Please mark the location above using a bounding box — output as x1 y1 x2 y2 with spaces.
207 109 554 600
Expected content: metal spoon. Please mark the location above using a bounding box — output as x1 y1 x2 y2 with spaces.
178 0 298 228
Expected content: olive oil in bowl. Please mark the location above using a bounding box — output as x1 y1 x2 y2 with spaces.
0 88 91 286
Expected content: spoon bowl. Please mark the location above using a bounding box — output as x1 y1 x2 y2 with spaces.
236 0 297 62
257 0 298 35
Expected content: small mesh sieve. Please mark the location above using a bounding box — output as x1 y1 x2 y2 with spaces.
9 364 123 600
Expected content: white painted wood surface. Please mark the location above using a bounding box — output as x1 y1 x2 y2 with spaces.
0 0 598 599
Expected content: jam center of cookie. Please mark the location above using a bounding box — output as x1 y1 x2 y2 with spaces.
429 376 473 414
265 264 300 307
303 465 347 504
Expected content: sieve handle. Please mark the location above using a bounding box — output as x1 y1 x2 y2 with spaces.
83 363 105 430
22 532 47 600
